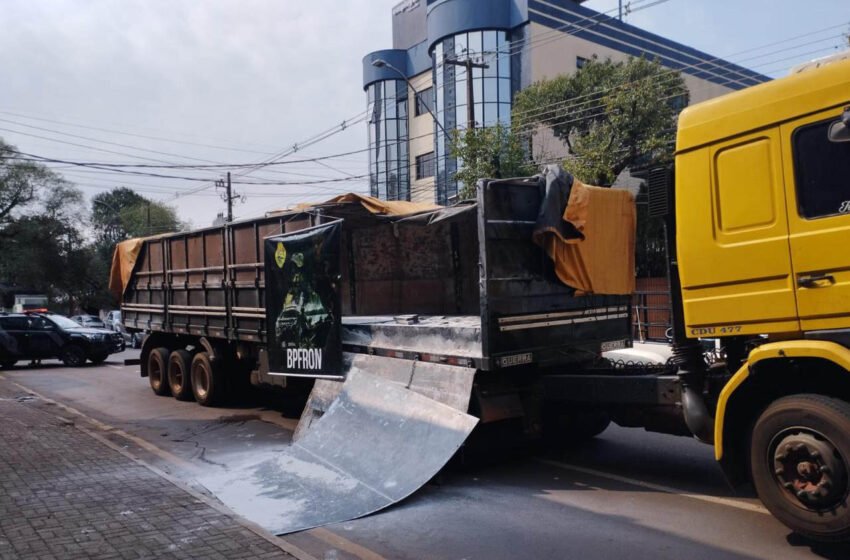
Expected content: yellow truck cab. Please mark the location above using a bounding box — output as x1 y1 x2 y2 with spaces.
672 55 850 541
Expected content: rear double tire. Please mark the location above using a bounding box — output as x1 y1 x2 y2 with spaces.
750 394 850 542
191 351 224 407
168 350 194 401
147 347 171 396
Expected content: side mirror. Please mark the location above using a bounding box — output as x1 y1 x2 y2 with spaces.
828 107 850 143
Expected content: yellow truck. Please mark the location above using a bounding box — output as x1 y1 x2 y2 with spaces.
661 54 850 540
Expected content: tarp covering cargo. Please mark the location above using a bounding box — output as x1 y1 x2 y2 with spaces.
532 165 636 295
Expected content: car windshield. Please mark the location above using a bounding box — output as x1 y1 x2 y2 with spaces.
48 315 88 330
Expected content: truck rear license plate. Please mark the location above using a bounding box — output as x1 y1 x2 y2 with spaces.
498 353 533 368
601 339 629 352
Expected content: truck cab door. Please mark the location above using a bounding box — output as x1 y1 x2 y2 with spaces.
781 109 850 332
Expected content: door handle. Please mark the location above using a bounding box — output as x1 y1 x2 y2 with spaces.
798 273 836 288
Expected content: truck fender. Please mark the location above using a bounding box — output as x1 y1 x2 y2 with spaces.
198 337 217 361
714 340 850 461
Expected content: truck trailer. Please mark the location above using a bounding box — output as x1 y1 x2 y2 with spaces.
112 55 850 541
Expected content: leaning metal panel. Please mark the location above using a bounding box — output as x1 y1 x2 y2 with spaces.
197 368 478 534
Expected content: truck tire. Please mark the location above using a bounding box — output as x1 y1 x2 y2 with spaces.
0 360 17 369
168 350 194 401
61 345 87 367
750 394 850 542
191 351 224 407
147 347 171 396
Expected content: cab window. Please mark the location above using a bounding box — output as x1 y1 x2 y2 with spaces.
28 316 53 330
0 317 28 330
793 118 850 219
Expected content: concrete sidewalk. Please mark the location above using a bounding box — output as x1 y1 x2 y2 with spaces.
0 378 297 560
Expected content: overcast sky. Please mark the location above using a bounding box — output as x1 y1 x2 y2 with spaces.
1 0 847 228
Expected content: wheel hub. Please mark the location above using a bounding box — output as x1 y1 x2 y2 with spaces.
773 431 847 510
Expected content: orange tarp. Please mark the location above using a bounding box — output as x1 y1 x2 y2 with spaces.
541 180 636 295
285 193 440 217
108 238 144 303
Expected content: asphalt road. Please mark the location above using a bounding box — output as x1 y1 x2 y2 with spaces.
3 350 849 560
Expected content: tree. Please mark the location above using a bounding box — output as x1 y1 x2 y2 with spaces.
0 139 68 225
91 187 183 242
450 123 537 199
91 187 147 242
512 56 688 185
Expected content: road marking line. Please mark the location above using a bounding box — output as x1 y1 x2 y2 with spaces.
535 458 769 515
108 365 124 370
308 527 389 560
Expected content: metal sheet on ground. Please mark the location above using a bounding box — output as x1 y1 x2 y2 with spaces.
197 369 478 534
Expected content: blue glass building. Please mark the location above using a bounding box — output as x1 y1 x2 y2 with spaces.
363 0 768 203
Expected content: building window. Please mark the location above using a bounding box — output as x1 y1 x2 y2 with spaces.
433 29 513 204
415 87 433 117
576 56 589 69
415 152 435 180
367 79 410 201
793 118 850 219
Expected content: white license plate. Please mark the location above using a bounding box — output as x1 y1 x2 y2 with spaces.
498 352 533 367
601 339 629 352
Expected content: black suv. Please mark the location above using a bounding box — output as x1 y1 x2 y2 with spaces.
0 312 125 368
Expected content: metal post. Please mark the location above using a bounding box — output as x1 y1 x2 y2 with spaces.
226 172 233 223
444 56 489 130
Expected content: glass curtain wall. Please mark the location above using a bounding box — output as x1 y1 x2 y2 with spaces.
367 80 410 200
433 29 512 204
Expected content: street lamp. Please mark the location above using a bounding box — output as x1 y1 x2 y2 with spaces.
371 58 451 140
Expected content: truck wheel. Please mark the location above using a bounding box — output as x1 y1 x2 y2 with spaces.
191 352 223 407
147 347 171 396
168 350 194 401
0 360 17 369
61 345 87 367
750 394 850 542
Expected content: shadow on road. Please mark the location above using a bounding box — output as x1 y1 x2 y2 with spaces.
786 533 850 559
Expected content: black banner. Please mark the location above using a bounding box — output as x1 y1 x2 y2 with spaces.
264 221 342 377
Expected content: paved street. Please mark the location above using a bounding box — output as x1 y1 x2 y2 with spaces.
2 351 849 560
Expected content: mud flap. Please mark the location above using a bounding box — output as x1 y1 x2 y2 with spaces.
197 367 478 534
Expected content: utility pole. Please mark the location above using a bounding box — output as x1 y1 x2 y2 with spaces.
216 172 243 223
444 55 489 130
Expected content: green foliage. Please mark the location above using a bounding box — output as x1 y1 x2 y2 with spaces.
0 138 185 313
91 186 183 242
449 123 537 199
513 56 688 185
0 139 67 224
